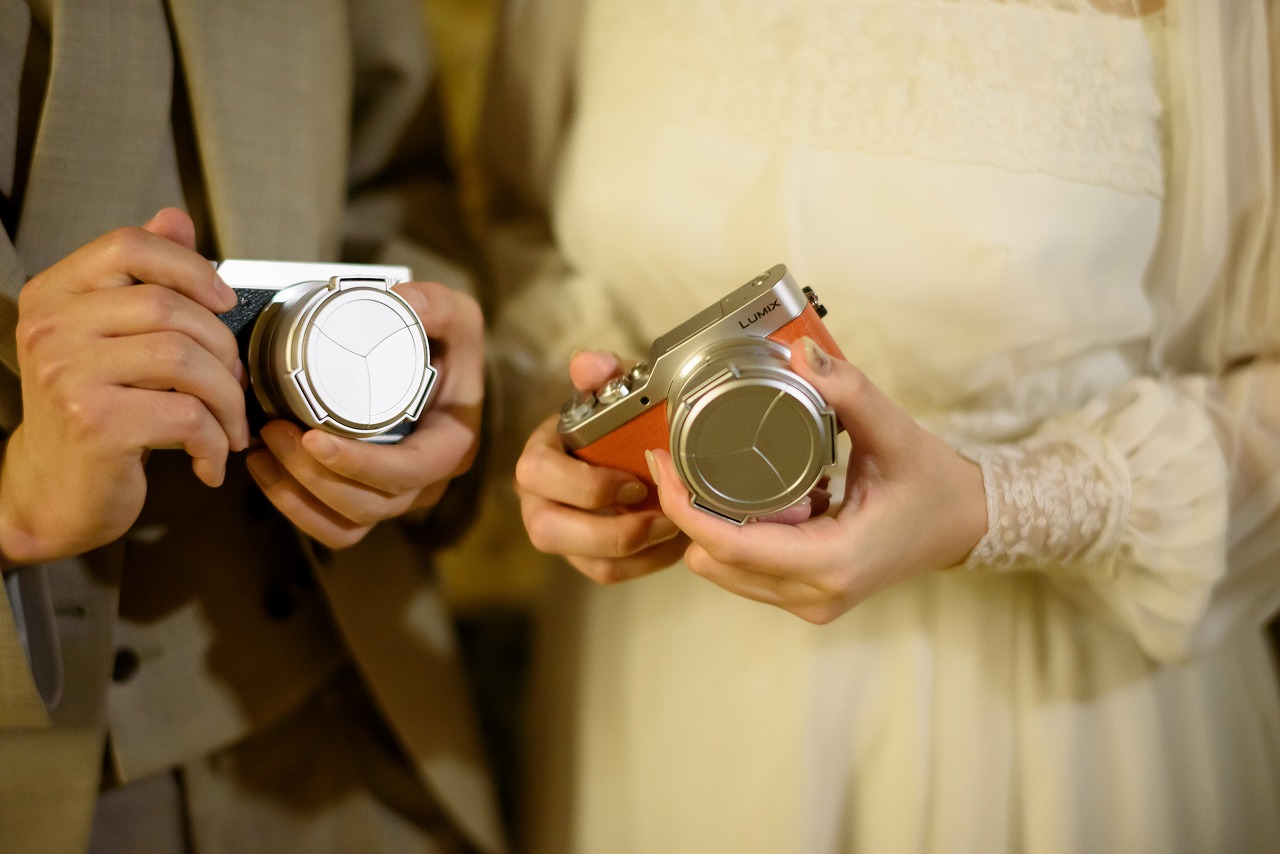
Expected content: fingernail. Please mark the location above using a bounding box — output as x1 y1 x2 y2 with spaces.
246 452 281 489
268 425 297 454
197 457 226 488
215 274 238 312
647 516 679 545
801 337 832 376
616 481 648 505
307 432 339 464
644 449 661 487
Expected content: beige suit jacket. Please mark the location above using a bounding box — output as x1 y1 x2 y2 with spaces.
0 2 502 852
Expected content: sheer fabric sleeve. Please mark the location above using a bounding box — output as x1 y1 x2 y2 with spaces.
962 0 1280 663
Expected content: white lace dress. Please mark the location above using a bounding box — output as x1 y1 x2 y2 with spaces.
484 1 1280 851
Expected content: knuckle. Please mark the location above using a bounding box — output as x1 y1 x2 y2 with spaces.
102 226 148 265
346 503 385 528
33 354 71 393
844 365 872 402
319 525 370 551
139 286 179 327
60 394 101 439
523 509 557 554
702 537 742 568
457 292 483 329
15 315 55 360
794 605 839 626
612 521 646 558
153 332 193 371
513 449 544 491
575 557 625 586
171 395 208 434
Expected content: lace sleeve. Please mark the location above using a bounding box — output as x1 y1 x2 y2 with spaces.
957 373 1280 664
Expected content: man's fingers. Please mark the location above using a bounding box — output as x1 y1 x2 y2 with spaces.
87 333 248 452
394 282 484 404
106 387 231 487
245 450 373 549
72 285 244 376
258 421 412 526
140 207 197 251
53 222 236 313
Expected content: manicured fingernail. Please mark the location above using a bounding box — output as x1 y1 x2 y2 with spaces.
246 452 281 489
644 449 661 487
306 432 339 464
616 481 648 505
647 517 679 545
801 337 832 376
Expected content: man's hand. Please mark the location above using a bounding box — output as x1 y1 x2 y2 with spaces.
245 281 484 549
0 208 248 563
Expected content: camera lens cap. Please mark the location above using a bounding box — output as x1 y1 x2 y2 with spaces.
255 277 436 439
670 350 836 523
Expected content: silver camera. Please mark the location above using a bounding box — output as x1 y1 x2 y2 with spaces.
558 264 839 523
214 259 436 444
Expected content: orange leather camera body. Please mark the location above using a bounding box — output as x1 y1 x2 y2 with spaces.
558 264 843 523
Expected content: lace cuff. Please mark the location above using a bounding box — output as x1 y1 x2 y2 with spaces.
959 433 1131 575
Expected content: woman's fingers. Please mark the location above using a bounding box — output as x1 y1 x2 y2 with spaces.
516 416 650 510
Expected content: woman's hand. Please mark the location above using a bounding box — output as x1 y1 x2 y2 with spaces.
514 350 687 584
646 337 988 624
245 281 484 550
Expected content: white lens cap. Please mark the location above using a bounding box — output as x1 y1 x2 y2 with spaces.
267 278 435 438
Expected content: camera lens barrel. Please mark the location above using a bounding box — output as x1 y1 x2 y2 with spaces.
667 339 836 523
247 277 436 441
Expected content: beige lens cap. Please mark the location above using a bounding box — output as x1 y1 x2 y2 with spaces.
671 371 836 523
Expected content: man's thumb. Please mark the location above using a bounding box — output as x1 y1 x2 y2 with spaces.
141 207 197 250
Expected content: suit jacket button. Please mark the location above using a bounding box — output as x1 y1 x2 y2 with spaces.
112 648 141 683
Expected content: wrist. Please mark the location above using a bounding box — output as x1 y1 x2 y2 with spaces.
957 433 1127 574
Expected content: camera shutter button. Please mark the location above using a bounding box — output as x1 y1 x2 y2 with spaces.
597 376 630 404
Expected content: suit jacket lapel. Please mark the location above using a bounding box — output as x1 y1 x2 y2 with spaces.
0 0 30 203
165 0 350 262
15 0 181 277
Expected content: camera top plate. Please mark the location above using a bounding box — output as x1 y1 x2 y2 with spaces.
558 264 811 448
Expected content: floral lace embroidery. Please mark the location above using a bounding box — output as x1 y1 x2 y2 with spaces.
960 434 1130 573
579 0 1165 196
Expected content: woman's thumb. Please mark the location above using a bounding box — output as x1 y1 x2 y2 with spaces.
790 337 907 455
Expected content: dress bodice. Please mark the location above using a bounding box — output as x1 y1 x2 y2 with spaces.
555 0 1167 436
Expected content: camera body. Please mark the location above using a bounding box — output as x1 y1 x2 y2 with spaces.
558 264 842 523
215 259 436 444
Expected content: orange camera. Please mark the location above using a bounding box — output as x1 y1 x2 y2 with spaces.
558 264 843 523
